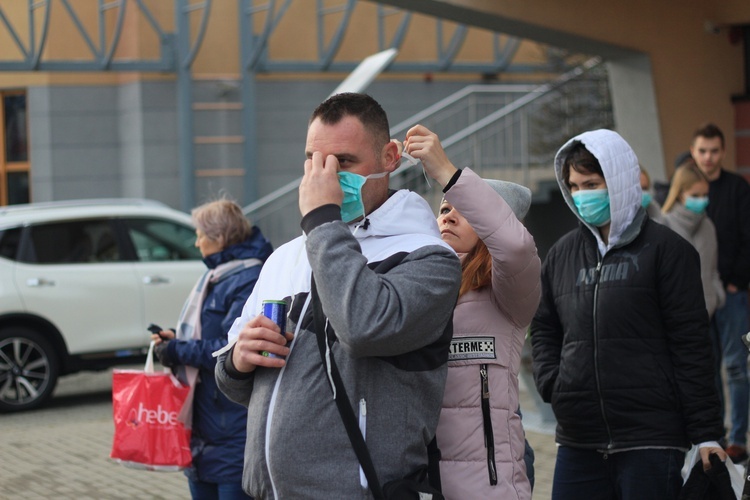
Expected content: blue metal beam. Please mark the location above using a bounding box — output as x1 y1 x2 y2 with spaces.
0 0 537 75
244 0 294 70
377 5 411 50
317 0 356 71
0 4 29 59
175 0 212 212
100 0 128 68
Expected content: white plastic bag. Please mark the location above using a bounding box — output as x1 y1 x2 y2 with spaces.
681 445 745 498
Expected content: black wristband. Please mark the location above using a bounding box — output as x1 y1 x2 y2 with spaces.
443 168 463 193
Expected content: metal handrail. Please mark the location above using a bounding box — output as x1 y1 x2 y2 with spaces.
243 57 602 218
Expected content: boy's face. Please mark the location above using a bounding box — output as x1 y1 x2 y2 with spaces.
567 168 607 194
691 136 724 180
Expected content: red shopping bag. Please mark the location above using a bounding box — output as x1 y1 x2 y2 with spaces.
110 342 192 471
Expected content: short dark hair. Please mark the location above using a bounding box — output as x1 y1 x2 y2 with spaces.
561 141 604 188
692 123 725 149
310 93 390 152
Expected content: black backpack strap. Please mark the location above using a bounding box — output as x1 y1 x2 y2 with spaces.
311 275 385 499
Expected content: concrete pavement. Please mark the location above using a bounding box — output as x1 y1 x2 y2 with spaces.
0 367 558 499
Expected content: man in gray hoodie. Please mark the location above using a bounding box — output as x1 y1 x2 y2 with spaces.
215 93 461 499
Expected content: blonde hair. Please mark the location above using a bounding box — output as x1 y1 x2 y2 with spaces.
191 199 252 249
661 161 709 213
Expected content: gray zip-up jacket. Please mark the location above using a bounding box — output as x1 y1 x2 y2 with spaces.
216 189 461 499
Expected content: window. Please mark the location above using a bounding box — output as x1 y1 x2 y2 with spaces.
123 218 201 262
1 91 30 206
0 227 22 260
22 219 120 264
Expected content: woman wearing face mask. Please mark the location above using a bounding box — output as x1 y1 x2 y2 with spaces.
530 130 725 499
404 124 541 500
661 161 725 317
639 166 663 221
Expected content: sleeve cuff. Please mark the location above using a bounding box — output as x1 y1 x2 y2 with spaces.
165 339 179 364
301 204 342 234
442 168 463 193
697 441 722 449
223 345 255 380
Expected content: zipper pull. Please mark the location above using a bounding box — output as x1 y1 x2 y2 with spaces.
480 365 489 399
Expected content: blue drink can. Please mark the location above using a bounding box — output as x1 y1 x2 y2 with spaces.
261 300 287 359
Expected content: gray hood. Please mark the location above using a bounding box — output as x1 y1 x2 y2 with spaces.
554 129 641 255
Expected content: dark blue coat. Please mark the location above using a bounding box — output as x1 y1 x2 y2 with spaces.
164 226 272 483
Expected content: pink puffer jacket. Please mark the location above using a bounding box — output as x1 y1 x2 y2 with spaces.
436 168 541 500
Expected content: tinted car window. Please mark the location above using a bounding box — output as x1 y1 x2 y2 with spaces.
123 218 200 262
23 219 120 264
0 227 22 260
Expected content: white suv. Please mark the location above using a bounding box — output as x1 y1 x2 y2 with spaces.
0 199 205 412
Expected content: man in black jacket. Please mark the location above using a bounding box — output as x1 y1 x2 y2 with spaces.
691 123 750 464
531 129 725 500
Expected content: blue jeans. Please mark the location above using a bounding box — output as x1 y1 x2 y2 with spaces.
552 446 684 500
712 290 750 446
187 479 252 500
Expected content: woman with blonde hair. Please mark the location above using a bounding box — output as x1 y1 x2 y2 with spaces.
404 124 541 499
152 198 273 500
661 161 725 317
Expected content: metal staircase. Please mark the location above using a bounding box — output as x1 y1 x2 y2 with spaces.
243 57 613 247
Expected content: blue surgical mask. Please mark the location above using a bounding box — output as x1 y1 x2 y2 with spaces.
641 192 653 208
338 170 388 223
572 189 611 227
684 196 709 214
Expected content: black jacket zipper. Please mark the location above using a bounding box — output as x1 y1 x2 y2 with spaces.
480 364 498 485
593 257 614 450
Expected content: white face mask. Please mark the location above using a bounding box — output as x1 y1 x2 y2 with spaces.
399 152 431 189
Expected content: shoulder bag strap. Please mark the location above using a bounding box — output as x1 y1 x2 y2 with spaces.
310 275 385 500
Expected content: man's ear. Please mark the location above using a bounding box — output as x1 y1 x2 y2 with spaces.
382 140 400 172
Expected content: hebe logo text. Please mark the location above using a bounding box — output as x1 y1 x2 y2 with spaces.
137 402 179 426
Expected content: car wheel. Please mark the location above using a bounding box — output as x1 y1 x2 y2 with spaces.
0 328 59 412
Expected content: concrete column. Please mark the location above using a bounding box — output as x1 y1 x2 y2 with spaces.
606 54 667 182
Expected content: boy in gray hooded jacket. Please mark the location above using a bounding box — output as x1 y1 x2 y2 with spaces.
215 93 461 499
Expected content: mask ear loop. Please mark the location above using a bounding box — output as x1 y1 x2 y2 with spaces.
400 152 431 189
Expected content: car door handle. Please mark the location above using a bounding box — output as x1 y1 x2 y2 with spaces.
143 275 170 285
27 278 56 287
